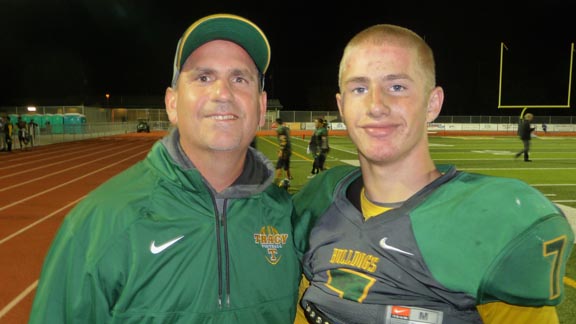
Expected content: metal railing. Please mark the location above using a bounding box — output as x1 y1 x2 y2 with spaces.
2 105 574 147
1 106 575 125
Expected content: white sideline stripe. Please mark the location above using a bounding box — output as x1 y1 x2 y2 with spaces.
0 143 148 191
557 204 576 244
0 150 148 212
342 160 360 166
434 158 576 162
0 141 135 176
0 281 37 319
291 136 359 155
0 198 84 246
0 148 150 319
460 167 576 171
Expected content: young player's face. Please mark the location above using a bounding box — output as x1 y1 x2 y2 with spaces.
336 41 442 165
165 40 266 154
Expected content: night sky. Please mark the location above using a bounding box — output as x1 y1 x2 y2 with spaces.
1 1 575 116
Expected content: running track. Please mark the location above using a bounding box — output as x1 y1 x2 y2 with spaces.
0 132 165 323
2 132 574 322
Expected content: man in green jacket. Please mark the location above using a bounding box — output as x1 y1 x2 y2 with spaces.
30 14 302 324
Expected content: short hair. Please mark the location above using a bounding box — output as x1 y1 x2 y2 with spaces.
338 24 436 91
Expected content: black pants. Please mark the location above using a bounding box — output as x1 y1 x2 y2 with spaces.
311 153 327 174
517 139 531 161
5 135 12 152
317 153 327 170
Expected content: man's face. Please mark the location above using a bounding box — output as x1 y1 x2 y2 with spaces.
336 40 442 165
165 40 266 156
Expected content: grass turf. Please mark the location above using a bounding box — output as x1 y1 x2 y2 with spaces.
256 134 576 323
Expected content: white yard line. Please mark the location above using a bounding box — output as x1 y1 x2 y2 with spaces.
557 204 576 244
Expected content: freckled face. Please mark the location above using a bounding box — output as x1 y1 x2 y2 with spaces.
165 40 266 153
336 42 441 165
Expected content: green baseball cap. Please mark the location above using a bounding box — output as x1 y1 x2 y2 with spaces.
171 13 270 86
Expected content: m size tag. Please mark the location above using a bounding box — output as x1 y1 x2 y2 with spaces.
385 305 443 324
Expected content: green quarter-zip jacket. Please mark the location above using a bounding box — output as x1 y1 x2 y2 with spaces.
29 129 302 324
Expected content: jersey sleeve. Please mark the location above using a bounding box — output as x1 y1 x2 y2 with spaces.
478 213 574 306
477 302 559 324
292 166 358 266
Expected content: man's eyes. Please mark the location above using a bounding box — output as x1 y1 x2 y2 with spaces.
352 87 368 94
351 84 405 94
232 76 249 84
390 84 406 92
196 75 248 84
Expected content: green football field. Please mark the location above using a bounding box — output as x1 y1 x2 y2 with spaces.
256 134 576 323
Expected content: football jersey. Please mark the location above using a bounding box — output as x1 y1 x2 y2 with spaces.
293 165 574 324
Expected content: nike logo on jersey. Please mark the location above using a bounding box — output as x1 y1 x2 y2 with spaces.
150 235 184 254
379 238 414 256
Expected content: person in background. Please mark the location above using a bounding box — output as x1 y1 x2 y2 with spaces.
293 24 574 324
30 13 302 324
306 120 319 177
275 117 293 185
515 113 536 162
4 116 13 152
28 118 39 147
306 118 329 179
542 122 548 134
320 118 330 170
16 116 29 150
0 116 5 151
44 120 52 134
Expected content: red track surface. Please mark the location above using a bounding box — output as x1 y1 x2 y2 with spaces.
2 130 574 323
0 132 165 323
